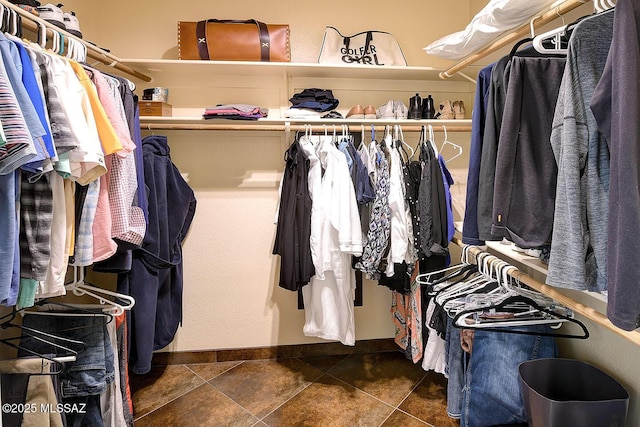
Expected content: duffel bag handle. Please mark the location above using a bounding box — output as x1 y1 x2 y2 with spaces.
196 19 271 61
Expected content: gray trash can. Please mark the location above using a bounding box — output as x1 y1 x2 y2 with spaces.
519 358 629 427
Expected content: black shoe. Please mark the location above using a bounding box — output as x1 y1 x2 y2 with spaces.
408 93 422 120
421 94 436 119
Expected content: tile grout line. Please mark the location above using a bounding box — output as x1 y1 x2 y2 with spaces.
320 365 434 426
324 372 398 409
132 363 218 422
253 356 334 424
184 360 244 381
255 377 318 424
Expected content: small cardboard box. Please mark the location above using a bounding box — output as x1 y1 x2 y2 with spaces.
139 101 172 117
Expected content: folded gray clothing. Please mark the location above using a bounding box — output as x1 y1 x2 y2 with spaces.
204 104 268 115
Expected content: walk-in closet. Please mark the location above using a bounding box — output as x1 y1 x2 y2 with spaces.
0 0 638 425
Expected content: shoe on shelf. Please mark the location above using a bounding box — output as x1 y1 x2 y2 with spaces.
346 105 365 119
64 11 82 38
394 100 408 119
377 100 394 119
322 110 344 119
37 3 65 29
408 93 422 119
421 94 436 119
453 100 466 119
364 105 376 119
436 101 455 120
377 100 408 120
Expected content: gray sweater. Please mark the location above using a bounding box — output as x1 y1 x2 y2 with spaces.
546 10 614 292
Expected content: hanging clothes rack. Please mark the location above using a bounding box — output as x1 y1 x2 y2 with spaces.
452 237 640 347
439 0 590 79
140 122 473 133
0 0 151 82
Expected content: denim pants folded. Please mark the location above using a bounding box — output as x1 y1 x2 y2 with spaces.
64 394 104 427
461 326 558 427
19 314 114 397
445 317 464 419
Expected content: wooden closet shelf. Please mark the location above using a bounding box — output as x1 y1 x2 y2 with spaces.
139 120 472 133
121 59 477 83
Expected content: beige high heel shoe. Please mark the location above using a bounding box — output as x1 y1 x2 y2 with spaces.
437 101 455 120
453 101 466 119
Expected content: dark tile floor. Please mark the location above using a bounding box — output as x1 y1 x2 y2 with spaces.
130 351 461 427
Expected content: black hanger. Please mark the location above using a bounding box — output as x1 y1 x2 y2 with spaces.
31 299 115 325
451 294 589 339
0 306 87 363
437 279 501 314
424 263 478 291
509 37 534 58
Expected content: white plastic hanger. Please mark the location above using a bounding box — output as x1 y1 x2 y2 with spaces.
594 0 606 12
427 125 439 157
533 25 567 54
49 29 60 54
438 125 463 163
532 7 567 54
36 19 47 48
65 267 135 316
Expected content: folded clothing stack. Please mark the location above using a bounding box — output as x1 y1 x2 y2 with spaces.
289 88 339 112
203 104 268 120
284 108 321 120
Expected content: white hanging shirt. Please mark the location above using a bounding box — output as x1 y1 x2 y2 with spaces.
302 136 362 346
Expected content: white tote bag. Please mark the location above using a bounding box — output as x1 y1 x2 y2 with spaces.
318 26 407 66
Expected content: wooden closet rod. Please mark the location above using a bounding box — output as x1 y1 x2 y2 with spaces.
453 237 640 347
140 123 473 132
439 0 589 79
1 0 152 82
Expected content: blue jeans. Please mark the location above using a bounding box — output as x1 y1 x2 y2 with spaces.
65 394 104 427
445 317 464 419
19 313 114 397
461 326 558 427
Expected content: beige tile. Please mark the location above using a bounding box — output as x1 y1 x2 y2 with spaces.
130 364 206 418
262 374 394 427
135 383 259 427
399 373 459 427
187 361 242 380
327 352 427 406
209 358 324 418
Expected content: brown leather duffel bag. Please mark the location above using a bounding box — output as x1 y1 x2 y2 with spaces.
178 19 290 61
